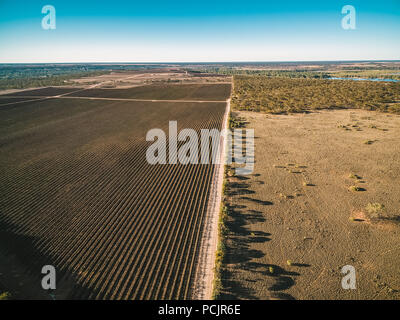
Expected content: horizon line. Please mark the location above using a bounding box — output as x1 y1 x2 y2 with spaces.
1 59 400 65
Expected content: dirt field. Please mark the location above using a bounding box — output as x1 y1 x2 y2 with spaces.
65 83 231 101
0 83 232 104
1 87 81 97
221 109 400 300
0 82 230 300
69 70 230 88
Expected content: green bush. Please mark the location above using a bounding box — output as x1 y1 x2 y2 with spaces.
231 76 400 114
0 292 11 300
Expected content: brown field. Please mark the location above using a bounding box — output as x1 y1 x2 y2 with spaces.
0 82 230 299
0 97 43 105
65 83 232 101
220 109 400 300
1 87 81 97
68 69 230 88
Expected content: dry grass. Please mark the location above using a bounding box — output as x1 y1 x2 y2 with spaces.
220 109 400 300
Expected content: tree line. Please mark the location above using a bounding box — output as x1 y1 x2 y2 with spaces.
232 75 400 114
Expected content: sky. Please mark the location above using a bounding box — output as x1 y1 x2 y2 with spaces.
0 0 399 63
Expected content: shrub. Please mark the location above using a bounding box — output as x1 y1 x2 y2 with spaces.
0 292 11 300
366 203 385 218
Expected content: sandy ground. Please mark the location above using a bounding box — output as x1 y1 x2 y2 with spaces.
222 109 400 300
192 91 232 299
70 71 229 88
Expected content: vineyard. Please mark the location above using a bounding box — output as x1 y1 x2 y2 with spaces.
65 83 231 101
0 83 230 299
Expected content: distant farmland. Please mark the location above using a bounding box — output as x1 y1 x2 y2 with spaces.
0 83 230 299
65 83 232 101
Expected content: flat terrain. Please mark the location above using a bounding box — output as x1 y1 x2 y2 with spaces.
1 87 81 97
0 97 43 105
232 76 400 114
221 109 400 300
0 82 230 299
69 70 230 88
65 83 231 101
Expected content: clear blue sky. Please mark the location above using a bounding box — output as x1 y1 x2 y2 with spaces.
0 0 399 62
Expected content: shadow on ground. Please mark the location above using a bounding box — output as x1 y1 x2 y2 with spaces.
0 217 97 299
218 172 311 300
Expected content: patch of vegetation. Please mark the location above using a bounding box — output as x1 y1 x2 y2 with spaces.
228 113 246 128
0 292 11 300
326 69 400 81
222 180 228 196
212 202 229 299
225 165 235 177
0 71 109 90
189 62 400 81
231 76 400 114
190 67 331 79
213 113 246 299
349 173 362 180
366 203 385 218
268 266 275 275
0 63 163 90
349 185 364 192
